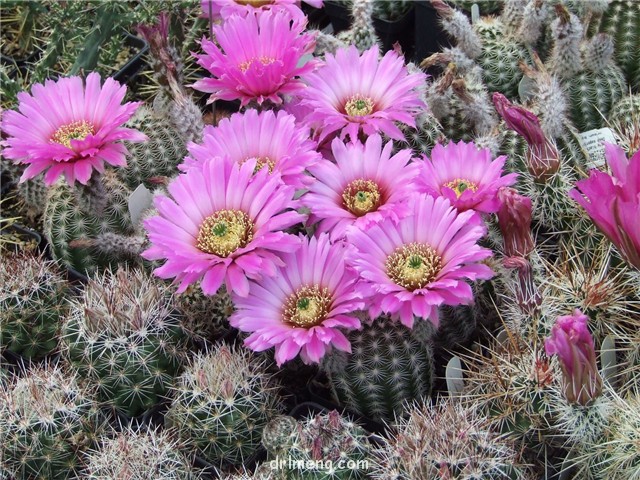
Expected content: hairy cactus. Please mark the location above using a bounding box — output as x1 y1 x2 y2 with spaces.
0 253 68 359
349 0 380 53
84 425 199 480
0 364 104 480
370 398 529 479
600 0 640 92
61 267 188 417
266 409 372 480
323 315 434 423
165 344 282 467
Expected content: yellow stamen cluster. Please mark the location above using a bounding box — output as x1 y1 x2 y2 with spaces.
344 94 374 117
283 285 332 328
240 156 276 174
342 179 382 216
236 0 273 6
444 178 478 198
50 120 95 148
386 242 442 291
196 210 254 257
239 56 276 73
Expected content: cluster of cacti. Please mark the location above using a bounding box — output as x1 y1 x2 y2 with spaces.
0 252 68 359
262 410 372 480
61 267 188 417
84 424 199 480
165 344 282 467
322 315 434 423
0 363 105 480
176 284 235 342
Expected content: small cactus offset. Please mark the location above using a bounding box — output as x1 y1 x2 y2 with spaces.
370 398 529 479
0 363 105 480
176 284 235 342
61 267 188 417
323 315 434 424
165 344 282 467
349 0 380 53
0 253 68 359
84 424 200 480
269 409 372 480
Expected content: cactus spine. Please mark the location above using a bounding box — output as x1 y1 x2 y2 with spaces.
323 315 434 423
61 267 188 417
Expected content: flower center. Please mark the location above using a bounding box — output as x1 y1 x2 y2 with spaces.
239 56 276 73
342 179 382 216
283 285 332 328
241 156 276 174
236 0 274 6
444 178 478 198
196 210 254 257
385 242 442 291
50 120 95 148
344 95 374 117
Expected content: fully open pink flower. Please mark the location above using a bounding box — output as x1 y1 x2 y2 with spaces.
230 234 364 366
417 141 517 214
569 143 640 270
346 194 494 328
1 72 145 186
301 134 419 240
201 0 322 22
192 10 317 107
545 309 603 405
142 156 305 297
299 45 425 143
179 109 320 188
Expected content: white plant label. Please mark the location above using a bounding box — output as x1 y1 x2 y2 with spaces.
576 128 617 169
128 184 154 226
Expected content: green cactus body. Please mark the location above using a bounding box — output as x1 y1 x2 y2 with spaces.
43 172 134 274
119 104 189 190
324 316 434 423
165 344 281 467
85 425 198 480
0 365 104 480
475 18 529 98
609 94 640 128
402 112 444 156
281 410 372 480
568 65 627 132
601 1 640 93
0 253 68 359
61 268 188 417
176 284 234 342
449 0 502 15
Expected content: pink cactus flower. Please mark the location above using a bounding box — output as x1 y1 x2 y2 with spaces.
192 10 318 107
417 141 517 214
569 143 640 270
299 45 426 143
142 156 305 297
179 109 321 188
301 134 420 240
230 234 364 366
497 187 535 257
545 309 603 405
201 0 323 22
493 92 559 180
1 72 145 186
346 194 494 328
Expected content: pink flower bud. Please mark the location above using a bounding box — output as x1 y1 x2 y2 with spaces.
497 187 534 257
503 256 541 315
493 93 560 180
544 310 603 405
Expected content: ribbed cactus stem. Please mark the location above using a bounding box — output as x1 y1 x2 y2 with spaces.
583 33 615 72
312 29 349 57
431 0 482 59
517 0 551 45
350 0 380 52
501 0 527 35
77 172 108 215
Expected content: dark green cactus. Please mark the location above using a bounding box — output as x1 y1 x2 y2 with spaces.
0 253 68 359
165 344 282 467
323 315 434 423
61 267 188 417
0 364 104 480
600 0 640 93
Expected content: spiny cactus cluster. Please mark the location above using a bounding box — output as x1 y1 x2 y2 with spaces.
84 424 199 480
323 315 434 423
176 284 235 342
0 252 68 359
0 363 104 480
61 267 188 417
165 344 282 467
